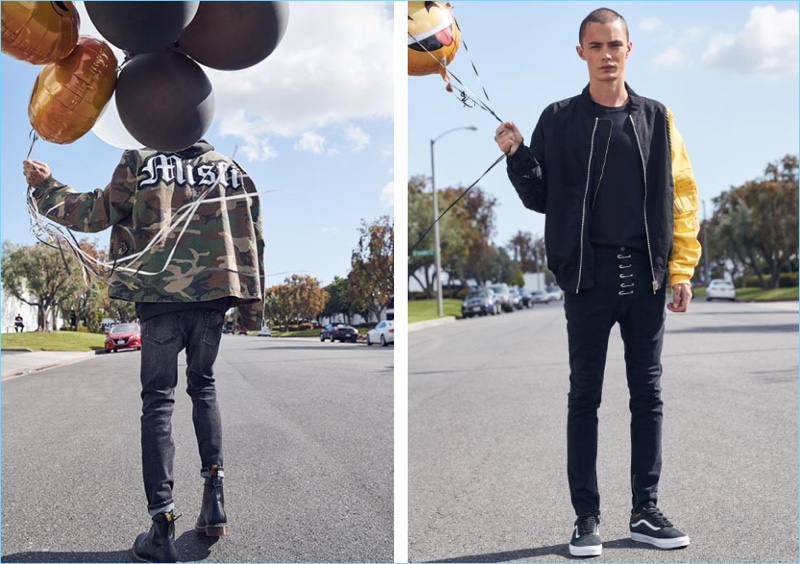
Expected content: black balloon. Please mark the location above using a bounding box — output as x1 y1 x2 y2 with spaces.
116 51 214 152
177 1 289 71
85 1 199 54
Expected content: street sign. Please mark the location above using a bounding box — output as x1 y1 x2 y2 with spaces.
412 249 434 257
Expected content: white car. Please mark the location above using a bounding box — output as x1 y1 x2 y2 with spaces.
545 285 564 301
366 320 394 346
257 324 272 337
705 279 736 301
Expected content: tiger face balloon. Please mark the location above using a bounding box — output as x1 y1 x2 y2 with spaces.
408 1 460 87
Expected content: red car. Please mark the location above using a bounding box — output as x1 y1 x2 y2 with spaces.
105 323 142 352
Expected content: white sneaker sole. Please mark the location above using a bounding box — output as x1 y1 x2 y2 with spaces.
631 532 690 549
569 543 602 557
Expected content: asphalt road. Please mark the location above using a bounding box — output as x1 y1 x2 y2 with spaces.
409 299 798 562
2 336 394 563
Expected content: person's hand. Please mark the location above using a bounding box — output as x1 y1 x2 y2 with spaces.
23 159 52 186
494 121 523 156
667 283 692 313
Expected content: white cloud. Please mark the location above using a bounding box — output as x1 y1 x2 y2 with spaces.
208 2 394 151
294 132 326 154
380 181 394 207
381 145 393 159
639 17 661 32
344 125 370 151
702 5 799 76
74 2 393 158
653 46 686 70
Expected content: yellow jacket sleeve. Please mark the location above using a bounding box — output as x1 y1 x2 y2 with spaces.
666 108 702 287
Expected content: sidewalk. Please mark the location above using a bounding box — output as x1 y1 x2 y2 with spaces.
1 350 97 381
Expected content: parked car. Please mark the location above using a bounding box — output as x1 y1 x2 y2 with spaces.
519 290 535 308
105 323 141 353
705 279 736 301
461 289 500 317
488 283 514 312
545 284 564 301
527 290 550 305
366 320 394 346
320 323 359 343
508 287 524 310
257 324 272 337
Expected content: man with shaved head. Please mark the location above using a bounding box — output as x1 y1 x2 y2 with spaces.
495 7 700 557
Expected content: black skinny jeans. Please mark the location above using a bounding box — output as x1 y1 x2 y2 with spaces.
564 246 666 517
139 308 226 515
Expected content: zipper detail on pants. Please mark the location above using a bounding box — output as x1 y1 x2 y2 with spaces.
629 116 658 293
576 118 599 294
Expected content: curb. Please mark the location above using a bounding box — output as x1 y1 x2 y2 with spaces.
409 316 457 333
2 351 96 381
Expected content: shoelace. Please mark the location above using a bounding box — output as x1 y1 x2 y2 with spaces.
640 507 673 528
576 515 599 535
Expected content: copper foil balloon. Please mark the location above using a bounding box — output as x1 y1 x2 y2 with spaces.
1 1 80 64
115 50 214 152
84 1 199 54
28 35 117 144
178 1 289 71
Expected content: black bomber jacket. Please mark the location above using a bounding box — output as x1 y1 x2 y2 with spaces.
506 83 701 294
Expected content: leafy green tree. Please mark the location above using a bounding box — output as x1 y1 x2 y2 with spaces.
349 215 394 321
2 241 82 331
322 276 354 324
264 275 329 332
709 155 798 288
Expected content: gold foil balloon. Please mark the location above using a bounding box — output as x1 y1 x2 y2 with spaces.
28 35 118 144
2 1 80 64
408 1 460 90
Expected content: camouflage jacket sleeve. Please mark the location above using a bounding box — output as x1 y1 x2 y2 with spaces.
32 152 137 232
236 187 266 331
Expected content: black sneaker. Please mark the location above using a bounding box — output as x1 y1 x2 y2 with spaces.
569 514 602 557
630 506 690 549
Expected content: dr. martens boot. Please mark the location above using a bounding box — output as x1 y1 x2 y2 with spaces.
132 510 179 563
196 465 227 536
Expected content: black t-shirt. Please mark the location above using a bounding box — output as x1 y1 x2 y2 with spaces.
588 102 647 251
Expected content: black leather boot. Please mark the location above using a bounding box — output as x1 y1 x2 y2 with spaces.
196 466 227 536
132 510 179 563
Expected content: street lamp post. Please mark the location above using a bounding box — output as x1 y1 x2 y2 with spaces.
430 125 477 317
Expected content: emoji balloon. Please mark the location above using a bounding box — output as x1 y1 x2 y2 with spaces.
28 35 117 144
1 1 80 64
408 1 460 90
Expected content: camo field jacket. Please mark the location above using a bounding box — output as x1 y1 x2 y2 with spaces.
32 144 265 329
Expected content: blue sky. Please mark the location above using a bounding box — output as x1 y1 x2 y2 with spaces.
408 1 799 256
1 1 394 288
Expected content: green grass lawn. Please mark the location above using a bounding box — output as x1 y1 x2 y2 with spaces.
1 331 106 352
409 299 462 323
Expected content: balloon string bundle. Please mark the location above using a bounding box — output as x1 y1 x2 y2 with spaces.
407 28 503 124
408 19 510 255
25 136 267 288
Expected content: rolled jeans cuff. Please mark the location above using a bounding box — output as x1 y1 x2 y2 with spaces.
201 466 224 479
148 501 175 517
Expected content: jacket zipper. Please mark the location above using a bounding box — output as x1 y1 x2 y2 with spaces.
576 118 599 294
629 116 658 293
